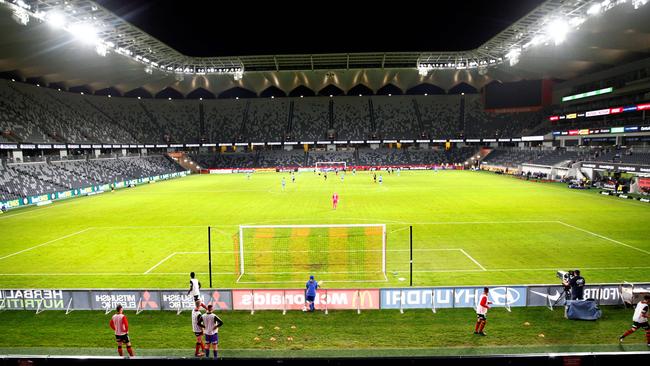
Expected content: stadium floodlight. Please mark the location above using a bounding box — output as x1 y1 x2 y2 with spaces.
505 48 521 66
235 224 387 283
12 7 29 25
144 65 153 74
547 19 569 45
46 11 66 28
69 23 99 45
587 3 601 14
233 71 243 80
95 44 108 57
633 0 648 9
569 17 585 28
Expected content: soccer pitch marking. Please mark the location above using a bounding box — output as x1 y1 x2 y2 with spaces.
0 228 93 261
144 251 208 274
3 266 650 277
556 221 650 255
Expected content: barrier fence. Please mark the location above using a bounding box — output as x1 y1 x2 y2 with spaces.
0 283 644 313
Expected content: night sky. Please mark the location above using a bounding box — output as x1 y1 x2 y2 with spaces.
96 0 546 57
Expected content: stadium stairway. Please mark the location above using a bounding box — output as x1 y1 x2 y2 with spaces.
167 152 200 173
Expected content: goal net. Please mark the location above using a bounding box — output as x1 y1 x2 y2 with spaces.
234 224 386 283
315 161 347 171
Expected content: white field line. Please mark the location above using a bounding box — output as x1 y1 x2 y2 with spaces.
0 228 93 261
237 279 389 284
556 220 650 255
3 266 650 276
70 220 559 230
143 251 206 274
459 249 487 271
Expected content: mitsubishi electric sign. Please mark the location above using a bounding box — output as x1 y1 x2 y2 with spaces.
380 287 527 309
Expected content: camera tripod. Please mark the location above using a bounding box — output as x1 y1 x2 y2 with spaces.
552 286 572 308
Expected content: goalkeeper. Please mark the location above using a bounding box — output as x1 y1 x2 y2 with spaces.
304 275 319 312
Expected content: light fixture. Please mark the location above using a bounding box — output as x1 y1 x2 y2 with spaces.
46 11 66 28
12 8 29 25
95 44 108 57
69 23 99 45
546 19 569 45
587 3 601 14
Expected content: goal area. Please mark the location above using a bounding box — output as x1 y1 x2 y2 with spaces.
315 161 347 171
234 224 386 283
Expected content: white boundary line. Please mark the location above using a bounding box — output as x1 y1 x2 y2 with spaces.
0 228 93 261
459 249 487 271
240 223 385 229
3 266 650 276
143 251 206 274
556 220 650 255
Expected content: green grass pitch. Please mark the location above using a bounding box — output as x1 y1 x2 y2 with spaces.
1 170 649 289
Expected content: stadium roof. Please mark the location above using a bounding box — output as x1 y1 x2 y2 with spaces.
0 0 650 96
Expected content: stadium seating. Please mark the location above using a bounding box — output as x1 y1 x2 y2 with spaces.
0 156 183 199
290 98 329 141
333 97 373 140
0 81 553 144
245 99 290 142
257 149 307 167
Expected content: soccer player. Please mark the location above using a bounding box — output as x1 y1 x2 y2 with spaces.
304 275 319 312
332 192 339 210
198 304 224 359
187 272 207 309
373 173 377 183
192 300 206 357
281 177 286 191
352 167 356 176
619 295 650 346
340 172 345 182
324 172 328 181
109 304 135 357
378 174 383 185
291 172 296 183
474 287 492 336
0 202 7 213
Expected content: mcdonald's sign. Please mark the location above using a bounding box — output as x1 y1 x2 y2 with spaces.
351 290 379 309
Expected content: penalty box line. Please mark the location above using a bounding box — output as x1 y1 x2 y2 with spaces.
0 228 94 261
143 251 207 274
555 221 650 256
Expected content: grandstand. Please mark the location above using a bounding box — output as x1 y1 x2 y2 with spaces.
2 0 650 364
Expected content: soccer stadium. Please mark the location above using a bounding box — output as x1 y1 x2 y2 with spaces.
1 0 650 364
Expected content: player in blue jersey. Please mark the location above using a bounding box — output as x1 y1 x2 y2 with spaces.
304 275 319 312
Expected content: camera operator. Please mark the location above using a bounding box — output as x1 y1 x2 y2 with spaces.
569 269 585 300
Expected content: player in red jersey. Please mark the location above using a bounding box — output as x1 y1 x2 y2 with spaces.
332 192 339 210
474 287 492 336
109 304 135 357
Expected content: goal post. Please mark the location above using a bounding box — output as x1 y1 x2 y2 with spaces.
315 161 347 171
235 224 386 283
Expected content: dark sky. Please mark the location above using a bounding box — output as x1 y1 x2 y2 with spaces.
96 0 546 57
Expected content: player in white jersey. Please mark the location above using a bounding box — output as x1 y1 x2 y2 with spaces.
197 304 224 359
474 287 492 336
187 272 207 310
109 304 135 357
619 295 650 346
191 300 205 357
